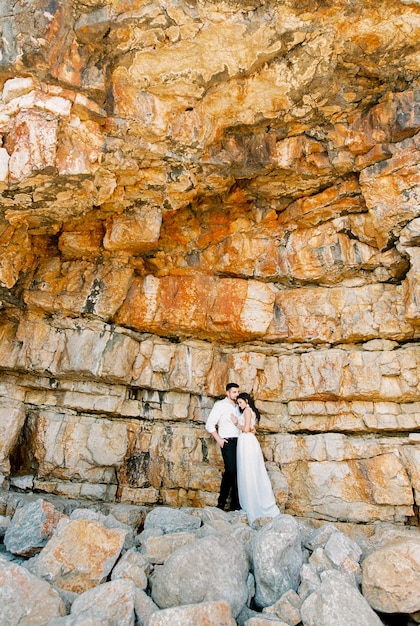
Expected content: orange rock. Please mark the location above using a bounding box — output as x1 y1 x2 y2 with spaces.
116 274 275 341
28 518 127 593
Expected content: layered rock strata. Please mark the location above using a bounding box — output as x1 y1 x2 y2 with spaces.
0 0 420 527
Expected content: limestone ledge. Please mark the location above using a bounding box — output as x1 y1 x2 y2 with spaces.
18 269 419 344
1 404 418 524
2 317 420 402
2 370 420 436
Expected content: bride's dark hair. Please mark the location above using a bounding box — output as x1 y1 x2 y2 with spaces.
238 392 261 422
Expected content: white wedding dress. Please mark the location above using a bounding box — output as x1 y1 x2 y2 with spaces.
237 409 280 526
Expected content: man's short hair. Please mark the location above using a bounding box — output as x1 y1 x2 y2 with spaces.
226 382 239 391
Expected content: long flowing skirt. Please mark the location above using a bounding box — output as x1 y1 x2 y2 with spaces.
237 432 280 526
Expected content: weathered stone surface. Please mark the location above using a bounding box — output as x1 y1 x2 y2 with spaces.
1 319 420 520
139 531 197 565
116 275 276 342
144 506 201 533
244 618 289 626
147 600 236 626
0 557 66 626
251 515 303 609
298 563 321 602
402 246 420 325
5 317 420 403
25 259 133 321
134 588 160 626
360 134 420 251
0 514 10 538
103 206 162 253
263 588 302 625
266 283 413 344
323 528 361 572
401 445 420 505
110 548 149 589
27 409 128 484
0 397 25 474
69 508 135 550
4 498 65 556
274 441 414 522
300 571 383 626
151 534 249 618
361 538 420 614
0 491 416 626
102 503 147 532
27 518 127 593
65 579 136 626
0 222 32 289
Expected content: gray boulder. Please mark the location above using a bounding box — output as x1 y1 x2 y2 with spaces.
0 515 10 539
251 514 303 608
297 563 321 601
0 556 66 626
301 571 383 626
151 534 249 618
304 523 339 552
147 600 236 625
67 578 136 626
4 499 65 556
362 537 420 614
144 506 201 534
134 588 160 626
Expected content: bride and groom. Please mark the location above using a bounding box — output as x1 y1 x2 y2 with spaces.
205 382 280 526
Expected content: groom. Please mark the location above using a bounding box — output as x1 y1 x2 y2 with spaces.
205 382 241 511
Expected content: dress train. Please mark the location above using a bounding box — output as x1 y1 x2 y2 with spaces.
237 428 280 526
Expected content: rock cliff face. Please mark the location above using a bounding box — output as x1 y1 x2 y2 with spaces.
1 0 420 526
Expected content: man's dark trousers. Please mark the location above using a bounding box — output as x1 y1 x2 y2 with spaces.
218 437 240 510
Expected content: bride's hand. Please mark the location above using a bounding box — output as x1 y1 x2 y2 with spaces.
231 413 238 425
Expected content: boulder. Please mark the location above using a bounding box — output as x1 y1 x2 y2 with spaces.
134 588 160 626
70 508 135 550
151 534 249 618
0 557 66 626
300 571 383 626
362 537 420 614
147 600 236 626
110 547 150 589
27 518 127 593
4 498 65 556
263 588 302 625
66 579 137 626
324 529 362 584
251 515 303 608
144 506 201 534
139 531 197 564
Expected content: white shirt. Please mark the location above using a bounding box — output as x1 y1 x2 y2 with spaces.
205 397 241 439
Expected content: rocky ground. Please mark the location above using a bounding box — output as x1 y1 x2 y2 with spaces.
0 491 419 626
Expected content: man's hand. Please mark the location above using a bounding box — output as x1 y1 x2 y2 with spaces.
210 431 227 448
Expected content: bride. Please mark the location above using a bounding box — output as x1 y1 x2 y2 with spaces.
231 392 280 527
